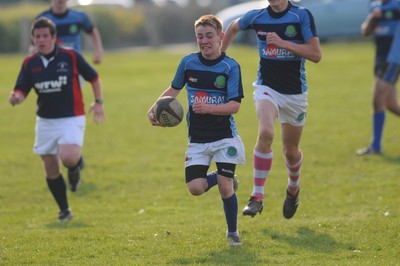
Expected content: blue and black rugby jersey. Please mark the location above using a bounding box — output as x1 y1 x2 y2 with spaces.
36 9 94 51
370 0 400 65
14 45 98 119
238 2 318 95
172 52 244 144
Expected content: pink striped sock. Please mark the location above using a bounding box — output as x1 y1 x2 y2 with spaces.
286 153 303 196
252 148 273 201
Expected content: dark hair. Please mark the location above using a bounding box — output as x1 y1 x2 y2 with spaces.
194 14 223 34
31 17 57 36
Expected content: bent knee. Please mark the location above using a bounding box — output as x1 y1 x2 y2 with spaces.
187 182 206 196
188 187 204 196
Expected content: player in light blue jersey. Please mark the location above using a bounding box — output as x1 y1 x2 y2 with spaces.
148 14 245 246
34 0 103 64
357 0 400 155
222 0 321 220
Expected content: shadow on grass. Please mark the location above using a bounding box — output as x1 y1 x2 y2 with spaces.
72 181 97 196
45 221 92 229
170 246 259 265
382 155 400 164
264 226 357 253
358 154 400 165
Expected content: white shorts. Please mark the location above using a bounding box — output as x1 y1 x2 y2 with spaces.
253 84 308 126
34 116 86 155
185 136 245 167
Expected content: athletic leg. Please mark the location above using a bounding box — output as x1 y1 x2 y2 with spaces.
59 144 83 192
281 123 303 219
41 154 72 221
386 85 400 116
243 100 277 217
216 163 241 246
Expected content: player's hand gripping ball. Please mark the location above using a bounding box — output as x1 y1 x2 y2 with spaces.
154 96 184 127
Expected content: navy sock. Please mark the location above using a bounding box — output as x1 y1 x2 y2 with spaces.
372 111 385 151
68 156 83 173
222 193 238 233
205 171 218 191
46 175 68 211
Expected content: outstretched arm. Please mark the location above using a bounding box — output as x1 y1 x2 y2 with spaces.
361 9 381 37
221 19 241 52
91 27 104 64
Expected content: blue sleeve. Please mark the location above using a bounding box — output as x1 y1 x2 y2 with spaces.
227 63 244 101
82 12 94 33
171 57 187 90
78 10 94 33
238 9 259 31
301 9 318 41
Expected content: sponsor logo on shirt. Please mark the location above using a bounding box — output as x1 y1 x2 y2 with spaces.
35 75 67 93
264 44 295 59
32 67 43 74
189 76 198 83
191 91 225 105
257 30 267 37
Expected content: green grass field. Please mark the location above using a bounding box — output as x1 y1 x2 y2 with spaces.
0 42 399 265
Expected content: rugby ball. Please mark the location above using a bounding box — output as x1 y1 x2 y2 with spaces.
154 96 184 127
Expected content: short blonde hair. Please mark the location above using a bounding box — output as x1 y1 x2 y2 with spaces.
194 14 223 34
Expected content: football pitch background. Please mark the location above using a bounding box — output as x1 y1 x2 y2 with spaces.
0 42 399 265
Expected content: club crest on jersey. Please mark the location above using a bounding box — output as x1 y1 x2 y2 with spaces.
57 61 69 73
285 25 297 38
69 24 78 34
384 11 394 19
214 75 226 89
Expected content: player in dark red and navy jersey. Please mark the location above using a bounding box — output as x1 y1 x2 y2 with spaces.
8 17 105 222
34 0 103 64
357 0 400 156
148 15 245 246
222 0 322 220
